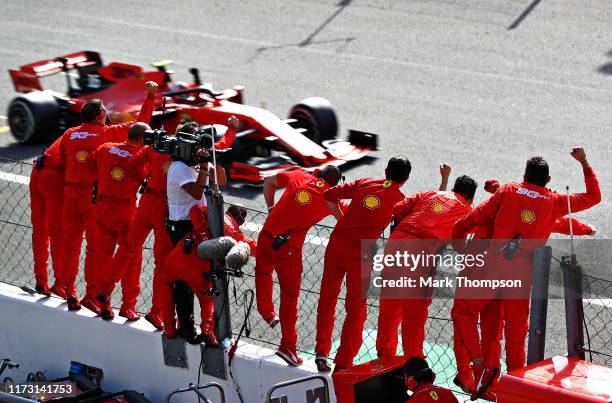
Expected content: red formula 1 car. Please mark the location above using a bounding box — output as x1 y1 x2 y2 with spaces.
8 50 377 183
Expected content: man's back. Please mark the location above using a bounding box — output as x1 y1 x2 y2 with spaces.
394 191 471 240
93 142 145 199
262 169 331 238
60 123 127 186
326 178 405 241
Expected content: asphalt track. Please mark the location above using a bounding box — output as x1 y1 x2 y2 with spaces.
0 0 611 397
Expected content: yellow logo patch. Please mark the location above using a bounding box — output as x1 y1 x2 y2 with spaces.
110 167 125 181
295 189 312 205
363 195 381 210
521 209 536 224
430 390 439 400
75 150 88 162
162 161 171 174
382 180 392 188
431 201 445 214
316 179 325 188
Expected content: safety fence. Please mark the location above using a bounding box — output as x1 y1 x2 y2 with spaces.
581 274 612 366
1 157 611 395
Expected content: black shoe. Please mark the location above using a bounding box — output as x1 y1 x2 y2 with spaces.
315 355 332 372
179 327 202 344
67 297 81 311
35 284 51 297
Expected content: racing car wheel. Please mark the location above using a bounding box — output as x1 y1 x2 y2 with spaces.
288 97 338 145
8 91 60 144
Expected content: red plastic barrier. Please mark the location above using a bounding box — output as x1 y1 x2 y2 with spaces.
497 356 612 403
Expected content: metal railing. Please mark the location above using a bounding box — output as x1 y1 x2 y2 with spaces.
165 382 225 403
265 375 330 403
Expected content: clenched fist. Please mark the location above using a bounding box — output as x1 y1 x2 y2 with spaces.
570 147 586 163
440 164 451 178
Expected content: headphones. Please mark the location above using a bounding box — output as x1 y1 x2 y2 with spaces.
405 368 435 392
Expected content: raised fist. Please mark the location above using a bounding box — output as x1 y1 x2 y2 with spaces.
570 147 586 162
439 164 451 178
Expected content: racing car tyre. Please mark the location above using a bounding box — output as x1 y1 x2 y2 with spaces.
288 97 338 145
8 91 60 144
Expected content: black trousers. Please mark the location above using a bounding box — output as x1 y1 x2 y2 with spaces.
167 219 196 333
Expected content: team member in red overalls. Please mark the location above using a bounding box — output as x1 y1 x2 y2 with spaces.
255 165 342 366
404 357 459 403
90 123 151 320
30 136 65 297
451 148 600 400
376 173 477 360
451 178 596 401
314 156 412 372
160 204 255 345
54 81 157 310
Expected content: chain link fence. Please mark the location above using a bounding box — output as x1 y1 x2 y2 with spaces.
1 157 611 394
581 274 612 365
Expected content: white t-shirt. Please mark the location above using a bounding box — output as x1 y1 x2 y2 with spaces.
167 161 210 221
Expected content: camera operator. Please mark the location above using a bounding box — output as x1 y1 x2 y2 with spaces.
166 116 238 342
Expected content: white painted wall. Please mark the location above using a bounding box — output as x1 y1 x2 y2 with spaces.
0 282 335 403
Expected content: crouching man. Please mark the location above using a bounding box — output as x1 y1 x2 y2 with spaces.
160 204 256 345
403 357 459 402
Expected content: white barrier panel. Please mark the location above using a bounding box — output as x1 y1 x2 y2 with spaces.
0 282 335 403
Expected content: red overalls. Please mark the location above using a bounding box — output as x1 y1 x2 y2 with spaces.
376 191 471 359
54 93 154 300
451 167 600 372
161 205 255 337
255 169 332 351
315 178 405 368
30 136 65 290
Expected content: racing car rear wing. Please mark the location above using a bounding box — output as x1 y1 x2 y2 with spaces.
9 50 103 93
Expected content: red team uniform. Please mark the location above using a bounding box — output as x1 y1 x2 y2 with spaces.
54 93 154 303
255 169 334 359
161 205 255 339
90 141 147 317
451 165 600 373
376 190 472 359
109 147 173 320
315 178 405 369
30 137 65 293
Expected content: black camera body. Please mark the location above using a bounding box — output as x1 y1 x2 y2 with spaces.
143 127 233 166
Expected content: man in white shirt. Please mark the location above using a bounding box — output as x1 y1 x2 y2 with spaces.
165 119 233 343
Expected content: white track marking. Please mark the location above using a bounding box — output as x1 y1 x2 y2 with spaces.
0 171 29 185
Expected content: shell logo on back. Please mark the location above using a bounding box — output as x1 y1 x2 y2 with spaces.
295 190 312 205
75 150 88 162
431 201 445 214
363 195 381 210
521 209 536 224
110 167 125 181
